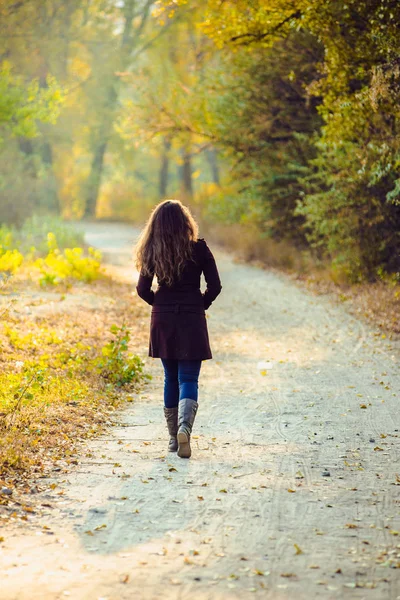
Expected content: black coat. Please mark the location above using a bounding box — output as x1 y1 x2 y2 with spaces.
136 238 222 360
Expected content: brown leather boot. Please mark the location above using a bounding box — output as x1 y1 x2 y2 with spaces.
164 407 178 452
177 398 198 459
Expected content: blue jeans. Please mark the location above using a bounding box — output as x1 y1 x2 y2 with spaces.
161 359 202 408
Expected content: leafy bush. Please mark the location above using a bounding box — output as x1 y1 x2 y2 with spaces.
0 216 102 284
0 249 24 274
35 238 102 286
94 324 149 387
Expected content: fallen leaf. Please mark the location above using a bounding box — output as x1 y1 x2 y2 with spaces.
294 544 303 555
287 489 296 493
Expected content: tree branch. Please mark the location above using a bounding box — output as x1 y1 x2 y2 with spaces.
230 10 302 45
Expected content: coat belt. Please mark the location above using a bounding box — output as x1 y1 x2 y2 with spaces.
151 304 205 315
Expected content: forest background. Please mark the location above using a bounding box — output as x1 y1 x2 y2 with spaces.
1 0 399 286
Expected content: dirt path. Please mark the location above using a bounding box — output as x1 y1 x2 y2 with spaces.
2 222 400 600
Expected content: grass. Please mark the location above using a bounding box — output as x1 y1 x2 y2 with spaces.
0 214 84 256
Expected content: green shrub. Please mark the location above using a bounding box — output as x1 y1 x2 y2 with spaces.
94 324 149 387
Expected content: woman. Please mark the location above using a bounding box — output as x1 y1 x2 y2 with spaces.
135 199 222 459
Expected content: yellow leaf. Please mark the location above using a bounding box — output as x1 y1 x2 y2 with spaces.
294 543 303 555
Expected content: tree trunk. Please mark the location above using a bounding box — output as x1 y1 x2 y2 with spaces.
159 137 172 198
206 147 220 185
180 146 193 199
83 0 151 218
84 141 108 219
18 138 37 178
83 81 117 218
39 138 59 213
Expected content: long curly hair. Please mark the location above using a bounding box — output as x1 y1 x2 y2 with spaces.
135 199 199 286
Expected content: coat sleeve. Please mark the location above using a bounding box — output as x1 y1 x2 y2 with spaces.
136 271 155 306
201 240 222 310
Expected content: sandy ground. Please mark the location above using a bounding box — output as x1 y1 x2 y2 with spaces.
1 222 400 600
